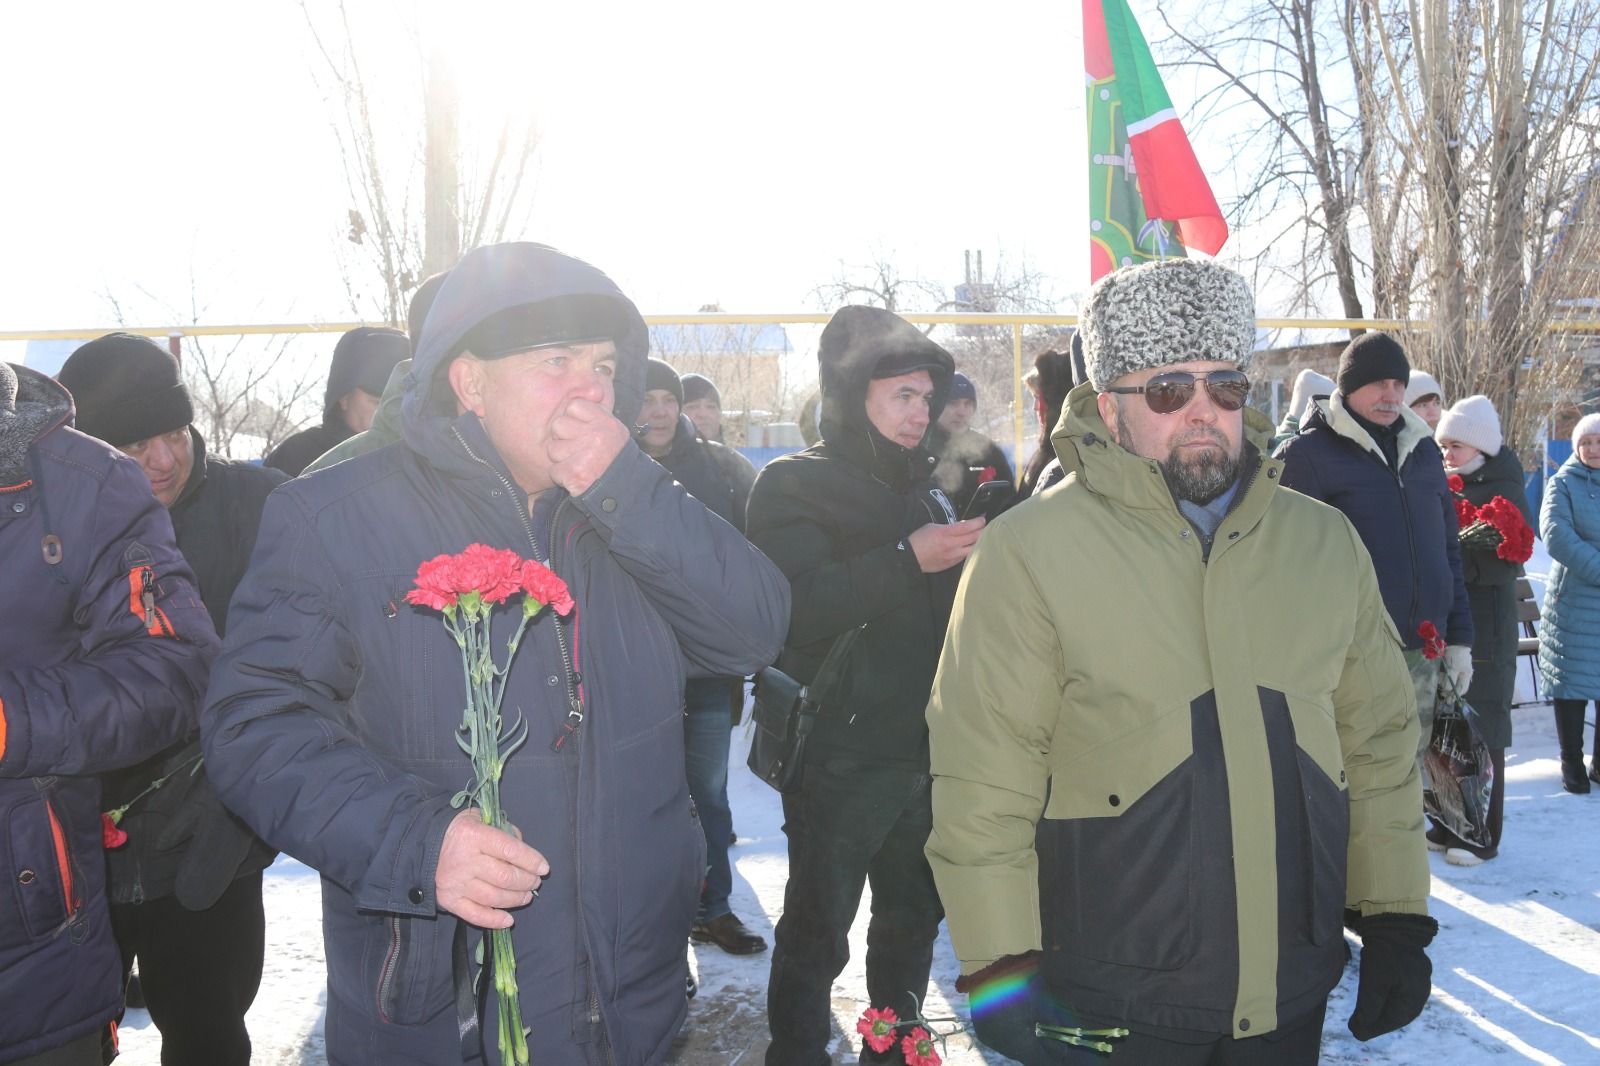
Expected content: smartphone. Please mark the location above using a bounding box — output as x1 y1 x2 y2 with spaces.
961 480 1013 522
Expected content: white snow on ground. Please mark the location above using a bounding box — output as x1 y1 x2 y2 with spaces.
114 542 1600 1064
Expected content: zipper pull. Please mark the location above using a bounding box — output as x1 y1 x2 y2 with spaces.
140 566 157 620
549 702 584 752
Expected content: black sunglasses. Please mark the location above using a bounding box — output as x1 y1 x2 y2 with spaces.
1102 369 1251 415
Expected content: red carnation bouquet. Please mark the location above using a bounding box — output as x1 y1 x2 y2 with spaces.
408 543 575 1066
1446 473 1534 564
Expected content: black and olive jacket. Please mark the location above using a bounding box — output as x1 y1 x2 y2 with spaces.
927 384 1429 1039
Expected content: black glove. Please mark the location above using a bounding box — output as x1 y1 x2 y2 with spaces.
154 757 257 912
957 952 1127 1063
1347 913 1439 1041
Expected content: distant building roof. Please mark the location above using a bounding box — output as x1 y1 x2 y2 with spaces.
648 323 791 354
22 339 81 377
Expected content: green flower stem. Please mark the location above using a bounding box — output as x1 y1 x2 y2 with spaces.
106 751 203 824
1035 1023 1131 1055
446 601 538 1065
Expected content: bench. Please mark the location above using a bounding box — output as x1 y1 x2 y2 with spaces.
1514 576 1542 705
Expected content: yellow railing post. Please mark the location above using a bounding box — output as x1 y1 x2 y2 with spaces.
1013 322 1025 483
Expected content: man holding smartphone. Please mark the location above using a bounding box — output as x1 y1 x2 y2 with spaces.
747 305 984 1065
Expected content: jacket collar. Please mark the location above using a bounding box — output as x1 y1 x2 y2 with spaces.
170 426 210 510
1050 383 1279 539
825 420 938 492
1313 393 1433 466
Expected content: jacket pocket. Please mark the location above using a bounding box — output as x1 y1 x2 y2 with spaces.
1038 703 1196 971
4 793 77 946
371 910 451 1027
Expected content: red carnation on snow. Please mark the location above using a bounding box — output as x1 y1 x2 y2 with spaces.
901 1026 942 1066
856 1007 900 1055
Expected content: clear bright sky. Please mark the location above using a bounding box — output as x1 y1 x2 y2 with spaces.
1 0 1171 333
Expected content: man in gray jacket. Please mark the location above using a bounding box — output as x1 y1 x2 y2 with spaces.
202 242 790 1065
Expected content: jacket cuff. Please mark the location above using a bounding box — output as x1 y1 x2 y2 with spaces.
573 443 666 536
355 799 458 916
1350 898 1430 918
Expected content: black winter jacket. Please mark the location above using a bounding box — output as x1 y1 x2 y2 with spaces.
651 413 755 532
102 429 286 906
1275 396 1472 649
201 244 790 1065
264 421 350 479
747 306 960 768
1 365 217 1063
1455 446 1536 721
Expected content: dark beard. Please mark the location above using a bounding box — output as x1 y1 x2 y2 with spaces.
1160 446 1239 504
1115 404 1240 504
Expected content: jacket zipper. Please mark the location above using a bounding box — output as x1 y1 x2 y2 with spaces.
449 427 584 744
376 915 402 1022
44 798 77 917
1351 426 1423 637
1378 456 1422 637
450 427 609 1051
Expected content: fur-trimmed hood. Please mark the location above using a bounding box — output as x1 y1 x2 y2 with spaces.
0 363 73 483
1309 393 1435 467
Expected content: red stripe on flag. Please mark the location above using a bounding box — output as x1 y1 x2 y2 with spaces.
1127 120 1228 256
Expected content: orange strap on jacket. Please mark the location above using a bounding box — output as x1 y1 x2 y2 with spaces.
126 566 177 639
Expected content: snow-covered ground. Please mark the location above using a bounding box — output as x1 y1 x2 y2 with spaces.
114 541 1600 1065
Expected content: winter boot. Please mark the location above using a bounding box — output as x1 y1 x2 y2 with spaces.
1555 701 1591 795
1591 710 1600 786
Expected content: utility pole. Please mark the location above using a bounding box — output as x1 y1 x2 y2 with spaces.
423 44 461 282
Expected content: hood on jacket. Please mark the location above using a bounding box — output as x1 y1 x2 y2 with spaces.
321 327 409 428
1309 393 1434 466
817 305 954 451
1 363 73 483
401 243 649 462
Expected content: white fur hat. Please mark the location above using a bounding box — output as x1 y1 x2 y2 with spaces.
1288 368 1334 422
1573 411 1600 449
1405 369 1444 407
1436 395 1502 457
1080 259 1255 391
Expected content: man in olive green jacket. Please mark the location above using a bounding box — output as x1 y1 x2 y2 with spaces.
926 260 1434 1065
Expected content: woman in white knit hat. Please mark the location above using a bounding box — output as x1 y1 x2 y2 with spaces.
1539 410 1600 794
1432 395 1535 863
1406 369 1446 430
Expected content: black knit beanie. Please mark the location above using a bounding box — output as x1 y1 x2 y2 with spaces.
681 373 720 407
1336 332 1411 397
645 358 684 404
58 332 194 447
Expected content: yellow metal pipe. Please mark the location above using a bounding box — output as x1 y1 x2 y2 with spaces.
11 314 1600 343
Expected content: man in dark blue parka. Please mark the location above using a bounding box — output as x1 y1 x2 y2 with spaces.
1275 333 1473 759
1 361 218 1065
201 242 790 1065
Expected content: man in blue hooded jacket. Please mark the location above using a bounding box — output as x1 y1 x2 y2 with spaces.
1 361 217 1065
202 242 790 1065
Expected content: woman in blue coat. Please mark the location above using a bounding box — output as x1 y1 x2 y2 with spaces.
1538 411 1600 793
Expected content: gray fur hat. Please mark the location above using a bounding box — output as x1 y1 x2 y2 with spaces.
1080 259 1256 391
